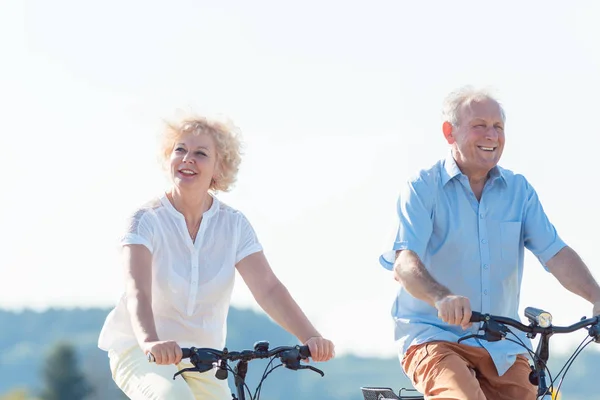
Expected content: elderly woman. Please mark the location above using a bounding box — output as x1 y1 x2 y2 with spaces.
98 115 335 399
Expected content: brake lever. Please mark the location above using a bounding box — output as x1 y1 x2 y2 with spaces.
297 364 325 377
172 362 215 380
578 316 600 343
587 323 600 343
457 333 488 343
483 320 509 341
281 357 325 377
173 367 202 380
458 320 508 344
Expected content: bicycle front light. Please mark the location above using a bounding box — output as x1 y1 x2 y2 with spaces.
525 307 553 328
537 312 552 328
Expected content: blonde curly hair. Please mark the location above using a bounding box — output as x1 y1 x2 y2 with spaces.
159 114 243 192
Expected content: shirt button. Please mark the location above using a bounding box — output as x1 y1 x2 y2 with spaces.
483 289 488 295
480 213 484 219
483 264 489 269
481 239 487 244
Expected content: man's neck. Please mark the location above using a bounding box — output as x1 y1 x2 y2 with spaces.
452 156 492 200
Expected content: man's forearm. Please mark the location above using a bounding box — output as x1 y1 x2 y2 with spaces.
394 250 452 308
546 246 600 304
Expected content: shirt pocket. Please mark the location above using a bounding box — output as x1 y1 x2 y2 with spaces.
500 221 522 261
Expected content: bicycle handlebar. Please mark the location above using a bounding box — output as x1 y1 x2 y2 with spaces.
469 310 600 339
147 342 323 399
148 342 323 378
466 308 600 398
180 344 312 365
148 344 311 363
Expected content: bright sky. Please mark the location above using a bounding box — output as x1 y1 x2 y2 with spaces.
1 0 600 358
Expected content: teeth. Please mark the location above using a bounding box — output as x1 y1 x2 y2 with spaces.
479 147 495 151
180 170 195 175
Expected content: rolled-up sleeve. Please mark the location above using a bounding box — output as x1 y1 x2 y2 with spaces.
379 177 434 270
235 214 263 264
121 209 155 253
522 181 566 267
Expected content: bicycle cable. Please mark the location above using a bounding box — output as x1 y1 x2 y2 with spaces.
503 324 597 399
503 330 555 397
254 355 278 399
551 335 588 386
227 362 253 400
553 336 595 399
255 362 284 398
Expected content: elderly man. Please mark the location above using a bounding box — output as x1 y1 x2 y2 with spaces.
379 86 600 400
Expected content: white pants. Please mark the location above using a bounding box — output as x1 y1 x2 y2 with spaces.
109 346 231 400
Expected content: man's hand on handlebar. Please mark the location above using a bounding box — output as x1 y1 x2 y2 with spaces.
142 340 183 365
435 295 472 330
593 301 600 318
304 336 335 362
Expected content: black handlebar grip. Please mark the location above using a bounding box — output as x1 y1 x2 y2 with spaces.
298 345 311 359
181 348 192 359
470 311 485 322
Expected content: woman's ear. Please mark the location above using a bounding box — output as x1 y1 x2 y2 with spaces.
442 121 455 144
211 162 222 189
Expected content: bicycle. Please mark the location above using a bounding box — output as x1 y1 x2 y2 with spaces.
361 306 600 400
149 340 324 400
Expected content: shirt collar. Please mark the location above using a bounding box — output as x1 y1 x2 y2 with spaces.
441 151 462 186
160 192 219 219
441 151 505 186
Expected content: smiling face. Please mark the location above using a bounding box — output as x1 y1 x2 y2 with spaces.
168 132 219 193
443 97 505 179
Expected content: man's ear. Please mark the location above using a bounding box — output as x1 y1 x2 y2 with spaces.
442 121 455 144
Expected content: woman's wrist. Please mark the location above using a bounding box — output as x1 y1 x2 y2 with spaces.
302 333 322 343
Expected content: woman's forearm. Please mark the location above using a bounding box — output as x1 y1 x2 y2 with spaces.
126 290 160 346
122 245 160 347
253 282 321 343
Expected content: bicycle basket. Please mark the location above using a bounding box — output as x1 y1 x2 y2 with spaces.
360 387 401 400
361 386 424 400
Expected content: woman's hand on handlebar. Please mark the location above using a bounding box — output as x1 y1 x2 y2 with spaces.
304 336 335 362
435 295 472 330
142 340 183 365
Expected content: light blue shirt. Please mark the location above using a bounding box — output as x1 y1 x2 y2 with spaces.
380 153 566 376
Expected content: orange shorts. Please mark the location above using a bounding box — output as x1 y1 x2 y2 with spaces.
401 341 537 400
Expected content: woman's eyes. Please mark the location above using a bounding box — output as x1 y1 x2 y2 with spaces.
174 148 207 157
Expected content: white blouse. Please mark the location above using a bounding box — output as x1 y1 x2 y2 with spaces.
98 193 263 353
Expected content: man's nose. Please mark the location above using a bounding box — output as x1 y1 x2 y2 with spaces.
485 126 500 141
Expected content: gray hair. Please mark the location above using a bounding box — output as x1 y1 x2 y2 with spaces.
442 85 506 126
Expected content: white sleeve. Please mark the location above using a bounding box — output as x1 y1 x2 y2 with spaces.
120 209 155 253
236 214 263 264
